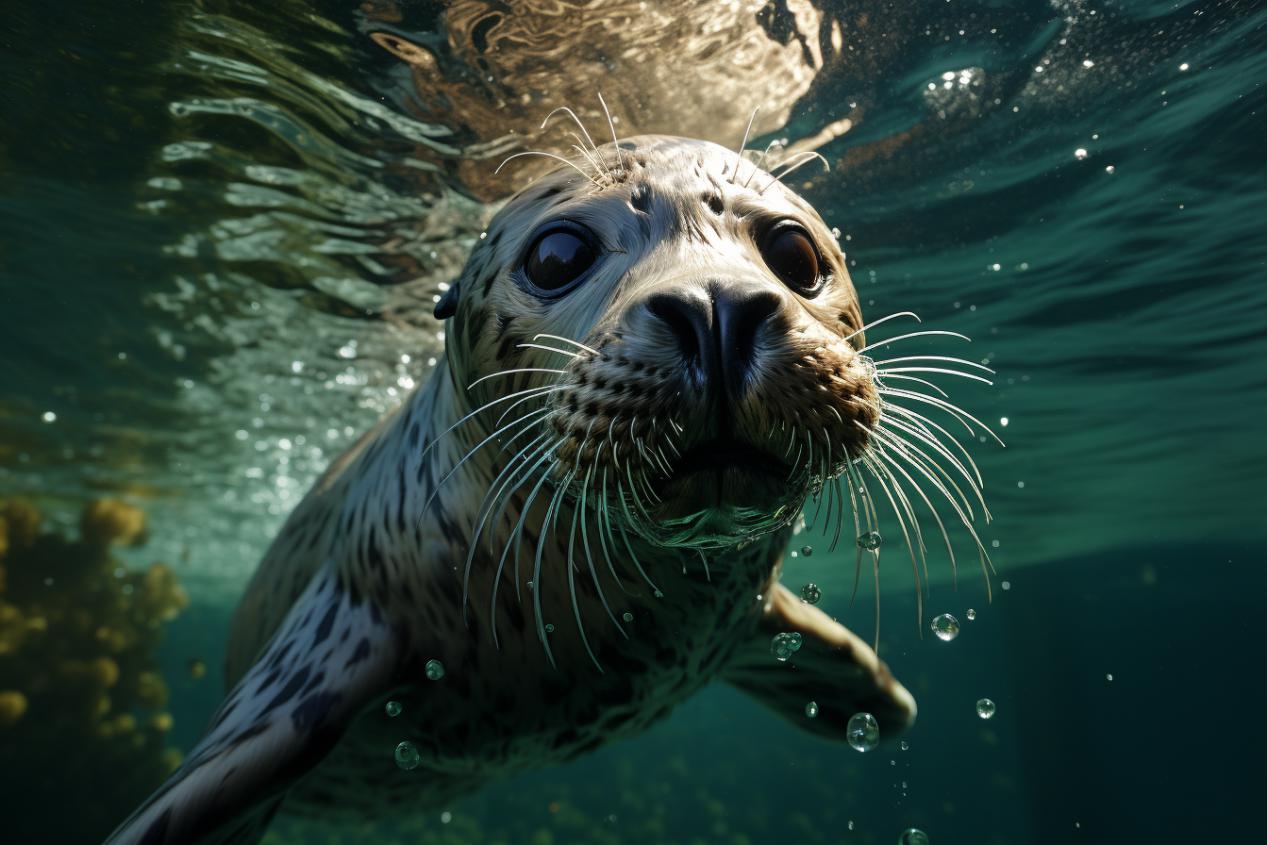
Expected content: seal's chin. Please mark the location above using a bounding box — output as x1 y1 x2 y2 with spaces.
651 438 803 546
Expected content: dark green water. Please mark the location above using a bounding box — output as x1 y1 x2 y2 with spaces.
1 1 1264 843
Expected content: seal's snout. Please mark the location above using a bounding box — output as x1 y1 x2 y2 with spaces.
646 281 783 401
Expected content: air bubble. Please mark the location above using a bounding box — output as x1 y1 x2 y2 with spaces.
976 698 996 719
898 829 930 845
395 740 421 770
966 608 976 621
857 531 883 551
622 611 634 623
805 701 819 718
385 700 402 718
846 712 879 752
930 613 960 641
424 659 445 681
799 583 822 604
800 545 814 557
770 632 803 662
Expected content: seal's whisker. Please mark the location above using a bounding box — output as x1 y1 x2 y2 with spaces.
743 139 781 189
566 491 605 672
759 150 829 195
597 466 633 596
881 402 985 486
467 368 566 389
858 329 972 354
579 459 628 638
848 462 884 648
696 548 712 582
875 417 984 521
881 410 985 495
879 366 993 387
730 107 760 185
541 106 603 160
873 354 995 375
464 432 554 622
596 92 624 172
533 470 574 668
861 449 926 624
874 436 960 587
422 407 552 516
842 310 921 345
491 452 559 649
495 150 598 185
876 429 995 583
532 332 601 357
875 372 950 398
613 483 661 595
516 342 582 360
880 387 1006 447
494 385 568 427
419 383 558 466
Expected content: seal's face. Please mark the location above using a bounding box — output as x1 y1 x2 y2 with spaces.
451 136 878 549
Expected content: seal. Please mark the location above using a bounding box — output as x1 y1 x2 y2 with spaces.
107 128 997 844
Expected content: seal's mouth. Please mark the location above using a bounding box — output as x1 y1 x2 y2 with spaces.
671 437 787 478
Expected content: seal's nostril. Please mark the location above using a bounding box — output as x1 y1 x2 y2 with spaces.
647 292 712 375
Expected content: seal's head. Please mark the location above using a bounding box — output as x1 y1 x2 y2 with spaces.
447 135 878 550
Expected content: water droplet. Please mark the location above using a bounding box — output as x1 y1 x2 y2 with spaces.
930 613 960 641
900 740 909 751
544 623 555 633
805 701 819 718
395 740 421 770
799 583 822 604
846 712 879 752
965 608 976 621
424 659 445 681
800 545 814 557
385 700 402 718
770 632 803 662
898 828 930 845
41 411 56 423
857 531 883 551
976 698 996 719
1179 62 1190 71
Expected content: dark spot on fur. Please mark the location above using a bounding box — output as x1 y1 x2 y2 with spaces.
345 637 371 668
496 330 522 361
629 183 651 213
313 604 338 646
263 666 311 714
706 193 724 215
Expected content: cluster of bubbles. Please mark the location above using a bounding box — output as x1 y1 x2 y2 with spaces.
770 631 803 662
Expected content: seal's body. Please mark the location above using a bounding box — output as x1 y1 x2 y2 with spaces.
107 135 921 844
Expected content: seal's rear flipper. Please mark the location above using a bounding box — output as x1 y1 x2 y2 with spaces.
723 583 916 742
103 573 397 845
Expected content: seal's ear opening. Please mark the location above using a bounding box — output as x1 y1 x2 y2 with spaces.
434 282 460 320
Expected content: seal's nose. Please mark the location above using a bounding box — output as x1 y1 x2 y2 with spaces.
647 282 781 395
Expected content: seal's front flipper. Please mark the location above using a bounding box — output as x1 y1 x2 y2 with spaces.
104 573 396 845
723 583 916 742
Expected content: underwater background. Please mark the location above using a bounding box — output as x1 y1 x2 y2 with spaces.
1 0 1264 842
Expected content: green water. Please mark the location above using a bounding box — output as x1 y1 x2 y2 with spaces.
1 1 1264 843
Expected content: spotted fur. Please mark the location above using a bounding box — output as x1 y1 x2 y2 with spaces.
106 136 914 845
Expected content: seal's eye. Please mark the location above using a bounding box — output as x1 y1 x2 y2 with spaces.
524 225 599 296
761 225 823 295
